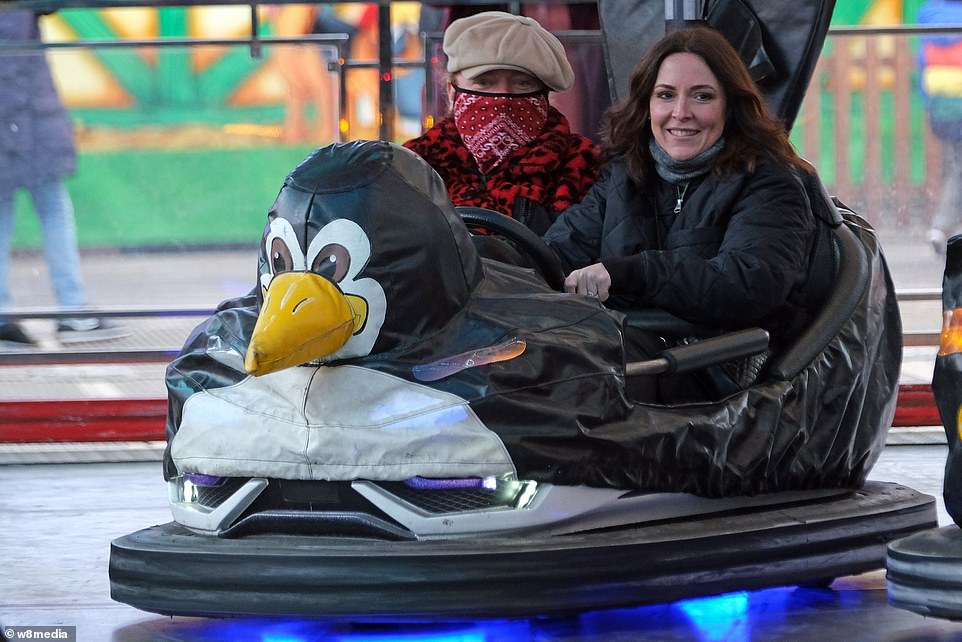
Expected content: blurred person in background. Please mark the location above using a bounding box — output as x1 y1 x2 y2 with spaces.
0 10 127 348
270 4 343 144
403 11 600 236
339 3 381 139
919 0 962 254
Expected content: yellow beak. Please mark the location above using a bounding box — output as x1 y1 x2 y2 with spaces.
244 271 367 376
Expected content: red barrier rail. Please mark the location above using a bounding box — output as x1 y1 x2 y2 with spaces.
892 383 942 429
0 399 167 442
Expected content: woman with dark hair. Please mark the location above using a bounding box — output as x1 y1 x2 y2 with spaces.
544 26 817 358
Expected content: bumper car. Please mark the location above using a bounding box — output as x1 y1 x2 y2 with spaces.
110 0 936 620
887 234 962 621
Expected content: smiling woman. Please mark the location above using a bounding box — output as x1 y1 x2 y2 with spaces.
649 52 727 161
543 25 822 403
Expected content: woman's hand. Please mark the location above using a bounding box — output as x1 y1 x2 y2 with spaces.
564 263 612 302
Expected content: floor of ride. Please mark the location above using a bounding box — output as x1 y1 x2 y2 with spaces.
3 446 962 642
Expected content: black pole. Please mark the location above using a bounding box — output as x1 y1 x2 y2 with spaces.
671 0 686 31
248 3 260 58
378 0 394 142
665 0 704 32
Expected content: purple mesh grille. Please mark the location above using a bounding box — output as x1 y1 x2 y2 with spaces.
404 476 487 490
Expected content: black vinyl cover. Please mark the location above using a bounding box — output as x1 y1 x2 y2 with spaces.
598 0 836 130
163 141 900 497
932 235 962 526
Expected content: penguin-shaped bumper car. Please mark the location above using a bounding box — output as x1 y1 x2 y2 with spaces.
110 141 935 619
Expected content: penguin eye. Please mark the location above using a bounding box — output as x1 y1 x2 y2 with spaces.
312 243 350 283
270 238 294 274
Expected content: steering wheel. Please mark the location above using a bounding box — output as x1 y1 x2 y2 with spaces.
455 208 730 340
456 206 566 292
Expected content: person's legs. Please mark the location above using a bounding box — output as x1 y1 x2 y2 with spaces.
30 179 87 308
273 5 323 144
0 190 37 346
30 180 128 342
930 141 962 253
0 189 14 311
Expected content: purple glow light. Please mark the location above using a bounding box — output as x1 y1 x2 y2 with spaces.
184 473 225 487
404 476 487 490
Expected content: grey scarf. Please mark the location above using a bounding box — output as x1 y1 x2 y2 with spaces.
649 137 725 183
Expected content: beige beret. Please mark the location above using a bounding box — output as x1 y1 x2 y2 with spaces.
443 11 575 92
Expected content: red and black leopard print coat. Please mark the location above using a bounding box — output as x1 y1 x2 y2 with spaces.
403 106 600 234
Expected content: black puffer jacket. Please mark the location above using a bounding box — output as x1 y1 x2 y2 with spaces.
543 156 817 349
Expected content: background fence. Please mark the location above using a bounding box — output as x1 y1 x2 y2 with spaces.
796 26 940 234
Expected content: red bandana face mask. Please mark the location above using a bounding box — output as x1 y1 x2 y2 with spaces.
453 87 549 174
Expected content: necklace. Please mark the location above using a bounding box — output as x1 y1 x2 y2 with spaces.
673 182 689 214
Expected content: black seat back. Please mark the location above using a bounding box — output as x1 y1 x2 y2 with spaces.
769 214 869 380
792 168 845 315
597 0 836 131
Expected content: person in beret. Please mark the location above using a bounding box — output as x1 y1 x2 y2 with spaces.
403 11 600 236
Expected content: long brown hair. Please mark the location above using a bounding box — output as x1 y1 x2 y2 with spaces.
603 26 808 185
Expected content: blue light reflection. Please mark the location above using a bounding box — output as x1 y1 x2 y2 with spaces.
675 591 751 642
334 629 485 642
128 584 856 642
173 618 531 642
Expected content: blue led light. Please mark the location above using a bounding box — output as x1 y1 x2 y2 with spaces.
186 618 530 642
262 634 309 642
334 630 485 642
152 585 844 641
329 621 533 642
676 591 751 642
194 618 335 642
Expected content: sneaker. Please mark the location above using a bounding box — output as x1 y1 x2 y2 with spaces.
0 322 38 349
57 318 130 344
